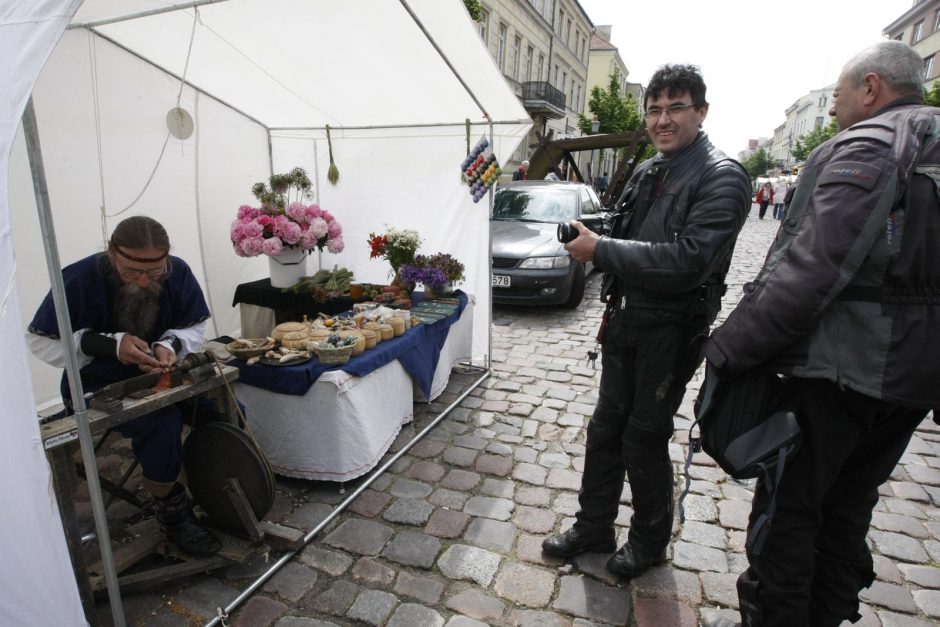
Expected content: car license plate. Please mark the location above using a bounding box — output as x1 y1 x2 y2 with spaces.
492 275 511 287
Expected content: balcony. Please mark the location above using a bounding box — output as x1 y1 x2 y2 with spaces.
521 81 566 119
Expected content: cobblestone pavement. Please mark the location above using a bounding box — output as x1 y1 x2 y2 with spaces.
91 211 940 626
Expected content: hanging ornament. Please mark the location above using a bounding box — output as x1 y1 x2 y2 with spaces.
459 135 500 203
325 124 340 186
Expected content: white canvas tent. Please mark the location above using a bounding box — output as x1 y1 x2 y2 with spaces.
1 1 530 623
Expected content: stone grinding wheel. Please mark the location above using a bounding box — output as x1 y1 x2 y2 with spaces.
183 422 275 534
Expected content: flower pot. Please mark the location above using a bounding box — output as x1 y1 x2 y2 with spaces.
269 247 308 288
424 283 454 300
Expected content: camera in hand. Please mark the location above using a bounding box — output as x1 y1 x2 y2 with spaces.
557 221 577 244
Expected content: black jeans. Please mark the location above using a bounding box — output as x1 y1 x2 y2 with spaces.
576 321 706 550
738 377 926 627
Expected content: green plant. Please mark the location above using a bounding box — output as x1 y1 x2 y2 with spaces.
251 167 313 211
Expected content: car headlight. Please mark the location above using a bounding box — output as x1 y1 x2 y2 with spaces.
519 255 571 269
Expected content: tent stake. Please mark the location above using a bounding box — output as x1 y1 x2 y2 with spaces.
22 97 126 627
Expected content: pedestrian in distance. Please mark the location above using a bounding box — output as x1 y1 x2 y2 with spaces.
543 64 751 579
756 181 773 219
772 178 787 219
513 159 529 181
594 171 610 194
544 165 562 181
703 40 940 627
27 215 224 557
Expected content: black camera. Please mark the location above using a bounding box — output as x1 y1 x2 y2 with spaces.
557 221 577 244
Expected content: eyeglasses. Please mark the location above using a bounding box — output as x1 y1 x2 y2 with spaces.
643 103 694 120
119 265 168 280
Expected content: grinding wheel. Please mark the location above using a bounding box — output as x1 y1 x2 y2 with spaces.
183 422 275 534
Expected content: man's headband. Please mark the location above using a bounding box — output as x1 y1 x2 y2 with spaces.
111 245 168 264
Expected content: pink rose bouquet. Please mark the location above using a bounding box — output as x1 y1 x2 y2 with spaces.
230 167 344 257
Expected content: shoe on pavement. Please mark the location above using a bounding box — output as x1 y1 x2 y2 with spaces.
541 527 616 558
605 542 666 578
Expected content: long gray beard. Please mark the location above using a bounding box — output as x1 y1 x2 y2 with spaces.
113 281 161 340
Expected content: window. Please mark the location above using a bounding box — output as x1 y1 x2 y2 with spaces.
935 10 940 32
554 64 559 86
526 45 534 81
818 95 827 108
557 9 564 35
562 70 567 94
914 20 924 43
537 54 545 81
497 23 507 70
575 28 580 52
565 19 572 45
575 84 581 111
580 37 586 61
814 116 824 129
926 55 936 80
512 36 522 79
478 10 488 44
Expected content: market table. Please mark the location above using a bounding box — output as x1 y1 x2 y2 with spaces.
232 293 472 482
232 277 366 337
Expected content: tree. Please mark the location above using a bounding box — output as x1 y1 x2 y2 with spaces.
925 82 940 106
791 120 839 161
463 0 483 21
577 69 655 162
742 148 774 180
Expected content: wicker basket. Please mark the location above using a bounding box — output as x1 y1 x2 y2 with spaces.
312 344 354 365
226 338 275 360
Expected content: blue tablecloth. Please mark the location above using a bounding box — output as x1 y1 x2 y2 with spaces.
233 291 467 397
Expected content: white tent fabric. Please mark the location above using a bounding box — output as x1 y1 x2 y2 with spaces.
2 0 529 622
2 3 90 626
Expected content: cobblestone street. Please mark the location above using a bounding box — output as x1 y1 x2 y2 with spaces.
93 212 940 626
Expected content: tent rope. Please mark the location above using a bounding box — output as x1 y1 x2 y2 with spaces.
102 5 200 219
87 34 109 247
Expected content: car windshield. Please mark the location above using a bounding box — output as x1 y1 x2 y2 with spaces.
493 188 578 223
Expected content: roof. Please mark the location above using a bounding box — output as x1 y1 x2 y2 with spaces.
591 32 617 50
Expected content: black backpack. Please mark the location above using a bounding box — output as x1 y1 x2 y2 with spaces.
678 364 801 555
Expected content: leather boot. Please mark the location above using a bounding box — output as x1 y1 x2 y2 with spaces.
542 526 616 558
606 541 667 578
156 484 222 556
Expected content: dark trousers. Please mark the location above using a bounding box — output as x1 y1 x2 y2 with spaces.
113 406 184 483
738 377 926 627
576 322 705 550
758 201 770 218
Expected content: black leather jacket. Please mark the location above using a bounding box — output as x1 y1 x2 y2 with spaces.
595 133 751 324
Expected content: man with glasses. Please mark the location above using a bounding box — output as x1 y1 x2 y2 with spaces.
27 215 222 556
542 65 750 579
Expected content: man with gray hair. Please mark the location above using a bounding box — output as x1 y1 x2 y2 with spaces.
512 159 529 180
703 41 940 626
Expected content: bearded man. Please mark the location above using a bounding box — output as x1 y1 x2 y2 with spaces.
27 215 222 556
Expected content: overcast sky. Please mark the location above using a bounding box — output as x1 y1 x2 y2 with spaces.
575 0 912 156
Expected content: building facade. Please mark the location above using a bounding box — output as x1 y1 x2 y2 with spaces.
475 0 593 180
884 0 940 87
769 86 834 171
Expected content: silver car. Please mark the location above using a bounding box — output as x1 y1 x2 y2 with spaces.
491 180 609 308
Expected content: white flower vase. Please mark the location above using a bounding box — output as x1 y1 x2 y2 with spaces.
268 247 309 288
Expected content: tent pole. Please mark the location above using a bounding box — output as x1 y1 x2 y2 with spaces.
487 120 495 370
68 0 230 30
397 0 489 119
22 97 127 627
203 368 491 627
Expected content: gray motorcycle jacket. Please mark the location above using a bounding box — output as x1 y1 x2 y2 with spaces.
706 99 940 408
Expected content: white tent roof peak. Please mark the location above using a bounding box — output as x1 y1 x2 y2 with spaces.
70 0 530 130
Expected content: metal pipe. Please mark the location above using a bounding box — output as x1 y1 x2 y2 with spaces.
204 368 491 627
22 97 127 627
268 119 531 132
397 0 489 120
68 0 231 30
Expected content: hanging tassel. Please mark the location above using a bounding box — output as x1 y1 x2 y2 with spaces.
325 124 340 185
465 118 471 155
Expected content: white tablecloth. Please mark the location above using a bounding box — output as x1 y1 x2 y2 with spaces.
236 301 473 482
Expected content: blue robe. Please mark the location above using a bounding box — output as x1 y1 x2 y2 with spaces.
29 253 210 484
